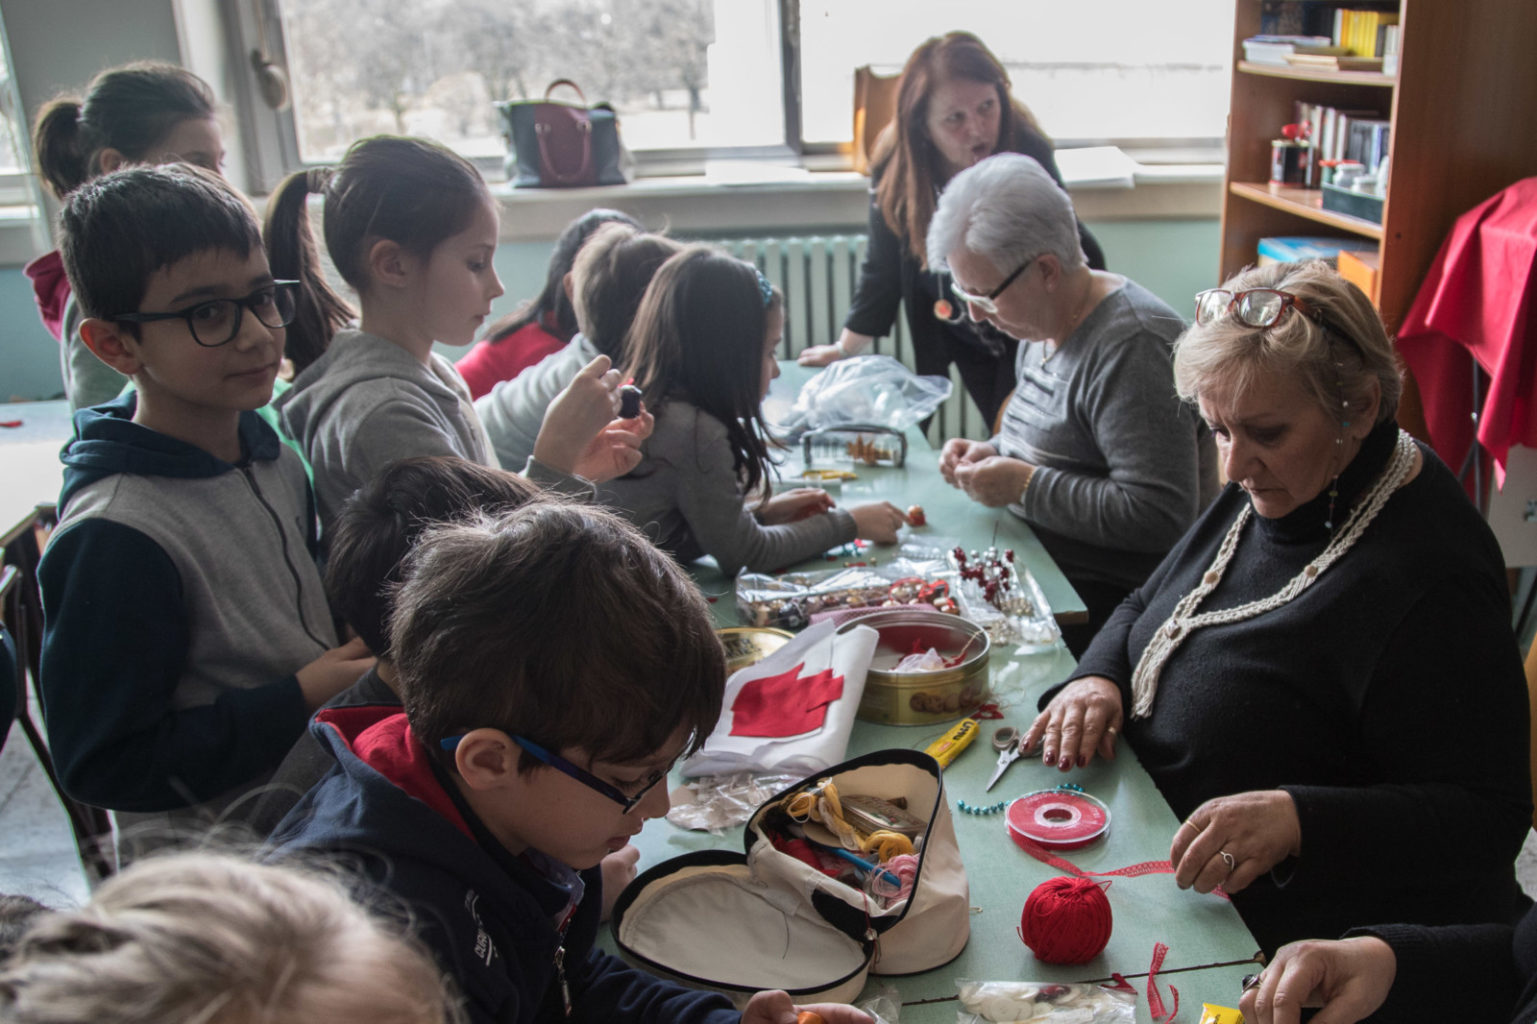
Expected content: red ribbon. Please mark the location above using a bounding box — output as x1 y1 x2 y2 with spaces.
1009 834 1229 900
1147 942 1179 1023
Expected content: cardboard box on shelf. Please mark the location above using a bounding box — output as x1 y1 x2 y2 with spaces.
1337 247 1383 305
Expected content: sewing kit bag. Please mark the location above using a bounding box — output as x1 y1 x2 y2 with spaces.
498 79 627 188
610 748 970 1006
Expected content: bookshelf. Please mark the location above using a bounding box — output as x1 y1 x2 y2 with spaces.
1219 0 1537 334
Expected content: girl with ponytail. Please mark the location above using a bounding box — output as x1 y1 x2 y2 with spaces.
27 61 221 410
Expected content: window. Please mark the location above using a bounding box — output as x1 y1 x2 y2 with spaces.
259 0 1232 178
277 0 785 166
0 13 27 176
798 2 1234 148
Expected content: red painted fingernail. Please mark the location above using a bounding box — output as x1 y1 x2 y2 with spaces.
1077 754 1088 768
1058 755 1071 769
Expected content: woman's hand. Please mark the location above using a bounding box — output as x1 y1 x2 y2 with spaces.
938 438 997 486
849 501 909 544
741 991 874 1024
571 408 654 483
1024 675 1123 770
1171 790 1302 895
798 329 872 367
953 455 1032 508
758 487 836 525
533 355 624 475
1239 937 1397 1024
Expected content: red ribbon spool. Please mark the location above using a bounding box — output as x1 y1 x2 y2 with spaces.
1017 876 1112 965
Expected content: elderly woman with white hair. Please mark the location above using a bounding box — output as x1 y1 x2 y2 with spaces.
930 152 1217 654
1024 259 1531 956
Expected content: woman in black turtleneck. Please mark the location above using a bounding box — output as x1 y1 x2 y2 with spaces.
1022 259 1532 957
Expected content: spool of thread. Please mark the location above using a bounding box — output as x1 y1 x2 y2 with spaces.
1017 876 1112 965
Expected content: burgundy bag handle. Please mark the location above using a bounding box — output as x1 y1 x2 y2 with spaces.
534 107 594 185
543 79 588 104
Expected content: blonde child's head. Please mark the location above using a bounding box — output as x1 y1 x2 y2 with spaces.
624 246 785 495
0 851 462 1024
570 223 684 361
264 135 500 372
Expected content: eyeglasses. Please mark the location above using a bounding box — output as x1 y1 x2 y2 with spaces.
1193 285 1352 335
113 280 300 347
439 732 670 813
950 255 1037 317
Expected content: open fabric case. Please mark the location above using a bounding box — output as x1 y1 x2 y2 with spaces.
610 749 970 1006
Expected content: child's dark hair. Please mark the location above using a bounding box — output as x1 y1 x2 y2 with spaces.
32 61 217 200
58 163 262 325
326 456 539 659
625 246 784 495
390 502 725 770
481 208 641 349
264 135 492 373
571 224 684 361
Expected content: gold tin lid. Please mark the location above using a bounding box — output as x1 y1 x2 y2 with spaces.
717 627 794 674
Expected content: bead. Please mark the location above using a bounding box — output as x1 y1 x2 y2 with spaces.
1203 570 1220 585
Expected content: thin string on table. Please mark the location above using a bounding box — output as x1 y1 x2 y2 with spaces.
1129 428 1418 719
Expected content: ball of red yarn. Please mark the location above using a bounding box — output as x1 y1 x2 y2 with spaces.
1017 876 1112 964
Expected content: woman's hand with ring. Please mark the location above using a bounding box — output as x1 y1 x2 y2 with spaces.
1239 937 1397 1024
1024 675 1123 771
1171 790 1302 894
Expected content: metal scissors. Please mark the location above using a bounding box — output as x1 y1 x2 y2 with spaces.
986 725 1021 792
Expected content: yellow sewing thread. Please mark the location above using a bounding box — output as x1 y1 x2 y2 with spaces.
782 780 917 861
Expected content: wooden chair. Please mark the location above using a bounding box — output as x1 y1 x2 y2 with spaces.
2 532 116 881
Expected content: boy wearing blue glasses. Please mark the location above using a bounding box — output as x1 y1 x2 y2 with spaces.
38 164 372 855
270 502 870 1024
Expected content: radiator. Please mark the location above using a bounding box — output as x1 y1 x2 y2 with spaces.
718 234 988 442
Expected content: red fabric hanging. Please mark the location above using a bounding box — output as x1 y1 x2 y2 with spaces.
729 662 845 738
1397 177 1537 487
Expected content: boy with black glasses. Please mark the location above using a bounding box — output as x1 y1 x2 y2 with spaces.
38 163 372 857
270 501 869 1024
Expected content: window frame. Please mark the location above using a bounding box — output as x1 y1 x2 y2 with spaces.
233 0 1224 193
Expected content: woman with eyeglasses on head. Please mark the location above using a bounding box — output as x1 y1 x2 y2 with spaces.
1024 259 1531 956
797 31 1104 428
929 153 1216 656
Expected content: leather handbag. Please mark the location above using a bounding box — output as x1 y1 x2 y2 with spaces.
498 80 628 188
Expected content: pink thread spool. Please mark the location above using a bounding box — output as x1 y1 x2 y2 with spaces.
1017 876 1112 964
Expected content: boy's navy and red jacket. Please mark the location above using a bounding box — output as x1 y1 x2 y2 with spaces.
38 395 335 832
270 705 741 1024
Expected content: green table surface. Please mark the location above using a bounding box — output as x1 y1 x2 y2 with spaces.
597 368 1260 1022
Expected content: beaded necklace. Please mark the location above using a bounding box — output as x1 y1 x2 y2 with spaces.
1128 428 1418 719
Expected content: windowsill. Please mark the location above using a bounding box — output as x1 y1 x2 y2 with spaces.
489 148 1224 242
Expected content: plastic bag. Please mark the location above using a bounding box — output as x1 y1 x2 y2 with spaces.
956 979 1135 1024
774 356 952 440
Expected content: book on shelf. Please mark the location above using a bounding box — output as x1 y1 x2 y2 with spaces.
1242 34 1334 65
1332 9 1400 56
1284 53 1385 72
1256 236 1379 268
1345 119 1391 173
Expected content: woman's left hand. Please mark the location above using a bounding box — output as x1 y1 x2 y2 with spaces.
952 456 1033 508
1171 790 1302 894
757 487 836 525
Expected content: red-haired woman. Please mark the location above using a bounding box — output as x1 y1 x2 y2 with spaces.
801 32 1104 428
